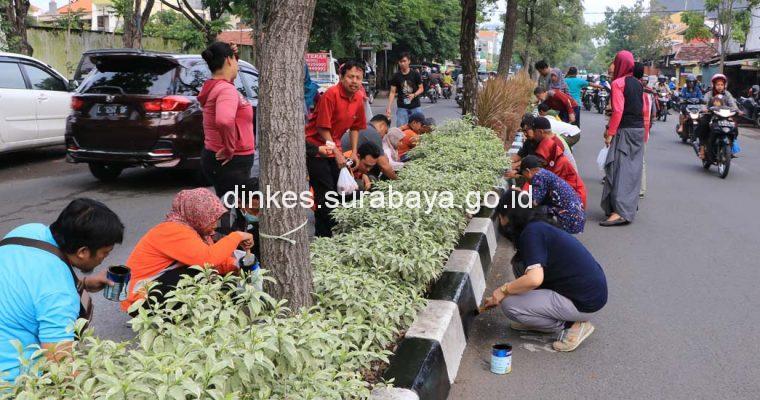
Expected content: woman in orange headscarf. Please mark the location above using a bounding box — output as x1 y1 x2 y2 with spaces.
121 188 253 314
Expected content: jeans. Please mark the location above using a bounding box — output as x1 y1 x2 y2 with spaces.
396 106 422 127
559 106 581 127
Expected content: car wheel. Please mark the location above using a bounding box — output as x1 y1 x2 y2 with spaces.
88 162 123 182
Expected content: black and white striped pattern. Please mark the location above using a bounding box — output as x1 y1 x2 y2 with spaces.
373 199 501 400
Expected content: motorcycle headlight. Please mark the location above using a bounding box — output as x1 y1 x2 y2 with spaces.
722 127 731 133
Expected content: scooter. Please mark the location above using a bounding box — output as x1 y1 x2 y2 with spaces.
442 83 452 99
677 98 702 143
427 83 440 103
596 90 609 114
582 86 595 111
455 87 463 108
362 81 374 104
738 96 760 127
656 91 670 121
700 106 738 179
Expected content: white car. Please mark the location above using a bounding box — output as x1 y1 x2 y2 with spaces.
0 52 74 154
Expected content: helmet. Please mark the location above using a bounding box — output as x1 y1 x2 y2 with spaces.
686 74 697 82
600 74 607 80
752 85 760 94
711 73 727 85
658 75 666 82
587 74 594 81
670 77 676 82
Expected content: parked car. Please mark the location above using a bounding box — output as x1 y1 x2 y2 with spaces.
66 49 259 182
0 52 76 154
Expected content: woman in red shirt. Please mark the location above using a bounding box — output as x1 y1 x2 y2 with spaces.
198 42 255 198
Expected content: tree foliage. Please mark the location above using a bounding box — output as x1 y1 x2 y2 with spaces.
159 0 231 45
596 0 669 63
307 0 461 61
144 10 206 50
513 0 584 73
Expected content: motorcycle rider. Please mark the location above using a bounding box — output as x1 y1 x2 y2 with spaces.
677 74 703 134
697 74 740 160
430 67 443 97
668 77 677 91
655 75 672 117
590 74 611 107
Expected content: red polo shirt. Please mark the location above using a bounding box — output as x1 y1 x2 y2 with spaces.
305 84 367 154
545 90 578 115
535 136 587 207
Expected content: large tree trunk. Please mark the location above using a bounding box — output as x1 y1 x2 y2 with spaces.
497 0 518 77
122 0 153 48
459 0 478 115
258 0 316 311
2 0 33 55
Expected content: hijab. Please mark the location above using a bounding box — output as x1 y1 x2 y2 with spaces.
612 50 635 80
383 127 405 161
165 188 227 244
548 68 569 92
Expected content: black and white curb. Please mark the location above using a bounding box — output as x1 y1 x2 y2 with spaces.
372 198 501 400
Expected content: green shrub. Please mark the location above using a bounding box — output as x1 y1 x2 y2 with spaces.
1 120 507 399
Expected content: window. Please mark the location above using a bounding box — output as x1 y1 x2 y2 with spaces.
240 70 259 100
177 59 211 96
79 57 176 95
0 62 27 89
22 63 67 91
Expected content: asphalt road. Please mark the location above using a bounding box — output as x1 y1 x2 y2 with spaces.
450 109 760 399
0 95 460 342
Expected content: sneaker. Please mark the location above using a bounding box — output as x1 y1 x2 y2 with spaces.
552 321 595 352
510 321 556 334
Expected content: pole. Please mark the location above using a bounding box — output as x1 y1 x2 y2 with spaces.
384 49 388 89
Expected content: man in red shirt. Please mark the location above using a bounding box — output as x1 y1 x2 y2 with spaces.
518 116 587 207
305 60 366 237
535 87 578 125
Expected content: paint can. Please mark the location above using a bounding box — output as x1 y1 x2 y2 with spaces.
491 343 512 374
103 265 131 302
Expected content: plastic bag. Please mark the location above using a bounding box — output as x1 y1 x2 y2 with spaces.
732 139 741 155
596 147 609 174
337 167 359 194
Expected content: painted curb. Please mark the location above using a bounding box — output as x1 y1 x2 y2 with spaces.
376 200 500 400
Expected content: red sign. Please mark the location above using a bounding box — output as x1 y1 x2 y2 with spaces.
305 53 330 73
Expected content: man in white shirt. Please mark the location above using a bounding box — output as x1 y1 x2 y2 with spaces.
538 103 581 147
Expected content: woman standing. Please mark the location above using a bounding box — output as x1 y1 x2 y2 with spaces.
198 42 255 198
600 51 650 227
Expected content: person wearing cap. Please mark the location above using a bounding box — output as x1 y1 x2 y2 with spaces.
483 190 606 351
697 74 741 159
512 115 586 207
305 60 366 237
534 87 578 126
600 50 650 227
519 155 585 234
537 103 581 148
398 112 426 159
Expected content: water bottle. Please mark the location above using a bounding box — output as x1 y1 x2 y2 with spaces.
239 252 263 292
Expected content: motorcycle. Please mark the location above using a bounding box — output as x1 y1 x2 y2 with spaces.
442 83 452 100
738 96 760 127
455 87 463 108
582 86 595 111
362 81 374 104
700 106 738 179
596 89 609 114
426 83 440 103
677 98 702 143
656 91 670 121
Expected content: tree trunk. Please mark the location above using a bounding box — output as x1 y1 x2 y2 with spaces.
497 0 518 77
258 0 316 311
3 0 33 55
459 0 477 115
122 0 153 48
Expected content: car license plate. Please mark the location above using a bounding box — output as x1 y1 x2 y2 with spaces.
96 104 128 116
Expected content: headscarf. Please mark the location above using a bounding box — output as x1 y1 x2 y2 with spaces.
165 188 227 244
383 127 405 162
548 68 568 92
612 50 635 80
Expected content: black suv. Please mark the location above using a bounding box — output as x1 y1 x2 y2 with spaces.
66 49 258 181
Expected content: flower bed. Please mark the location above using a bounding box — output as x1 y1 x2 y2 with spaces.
3 120 506 399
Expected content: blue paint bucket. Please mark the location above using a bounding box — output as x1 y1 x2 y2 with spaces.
103 265 130 302
491 343 512 374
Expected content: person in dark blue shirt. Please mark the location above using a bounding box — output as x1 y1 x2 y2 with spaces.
678 74 703 134
484 191 607 352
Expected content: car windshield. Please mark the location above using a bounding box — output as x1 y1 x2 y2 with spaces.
79 56 176 95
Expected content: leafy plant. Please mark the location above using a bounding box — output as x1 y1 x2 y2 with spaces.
1 120 507 399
